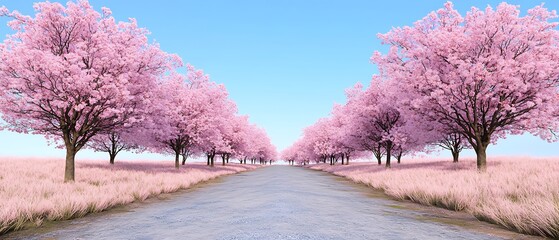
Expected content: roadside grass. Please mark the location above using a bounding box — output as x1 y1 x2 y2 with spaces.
305 157 559 238
0 158 260 235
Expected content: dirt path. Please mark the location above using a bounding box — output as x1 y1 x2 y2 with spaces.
6 166 536 239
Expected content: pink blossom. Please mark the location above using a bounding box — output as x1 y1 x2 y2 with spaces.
0 1 180 181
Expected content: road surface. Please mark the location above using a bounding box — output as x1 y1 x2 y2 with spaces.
7 166 527 239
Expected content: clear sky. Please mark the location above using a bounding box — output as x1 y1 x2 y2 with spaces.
0 0 558 161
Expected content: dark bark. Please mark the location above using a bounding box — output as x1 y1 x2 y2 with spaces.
452 150 459 163
467 133 490 172
109 132 120 165
109 153 116 165
385 141 392 168
475 144 488 172
206 149 216 167
181 149 190 165
64 146 76 182
164 136 190 169
95 132 126 165
174 151 180 169
372 144 383 165
439 132 463 163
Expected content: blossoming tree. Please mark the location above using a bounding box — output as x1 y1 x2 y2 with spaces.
372 2 559 171
0 1 178 181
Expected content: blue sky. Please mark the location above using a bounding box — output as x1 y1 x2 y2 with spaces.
0 0 558 161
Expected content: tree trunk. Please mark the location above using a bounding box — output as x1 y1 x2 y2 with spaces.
475 144 488 172
182 154 187 165
346 156 350 165
64 146 76 182
109 153 116 165
222 155 226 166
341 155 345 165
385 142 392 168
109 133 117 165
452 150 459 163
372 145 382 165
207 155 211 166
175 151 180 169
210 155 215 167
396 153 402 164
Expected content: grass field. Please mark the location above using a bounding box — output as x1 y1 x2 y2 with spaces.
0 158 260 234
305 157 559 238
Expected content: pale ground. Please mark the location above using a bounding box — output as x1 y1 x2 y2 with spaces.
5 166 538 240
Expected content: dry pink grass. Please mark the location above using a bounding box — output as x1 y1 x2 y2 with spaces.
0 158 261 234
306 157 559 238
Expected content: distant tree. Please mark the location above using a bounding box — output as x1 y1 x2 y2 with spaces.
437 132 464 163
147 66 216 169
88 131 135 164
